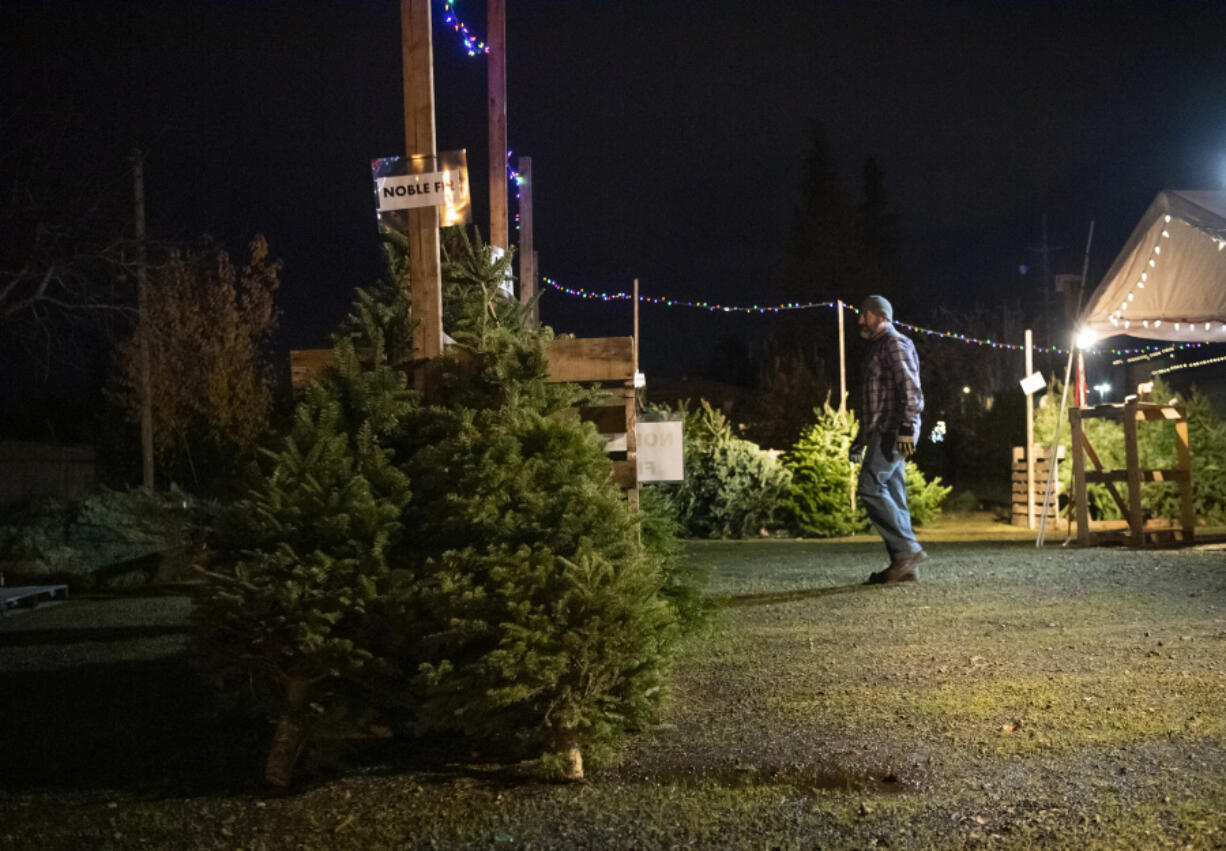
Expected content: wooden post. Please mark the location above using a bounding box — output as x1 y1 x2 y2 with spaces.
1071 407 1090 545
518 155 535 318
1175 416 1196 542
1024 329 1035 528
1122 398 1143 546
837 299 846 409
131 149 154 490
487 0 508 251
400 0 443 371
629 278 640 513
633 278 639 374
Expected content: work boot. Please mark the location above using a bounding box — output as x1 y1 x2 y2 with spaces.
880 549 927 584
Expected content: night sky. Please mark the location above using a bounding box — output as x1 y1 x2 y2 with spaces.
4 0 1226 387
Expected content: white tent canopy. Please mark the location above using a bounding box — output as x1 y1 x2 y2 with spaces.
1080 190 1226 343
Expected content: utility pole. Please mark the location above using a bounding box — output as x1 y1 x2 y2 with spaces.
400 0 444 372
131 149 154 490
517 154 536 319
488 0 508 251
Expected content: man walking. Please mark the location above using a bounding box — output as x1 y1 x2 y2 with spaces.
850 295 926 584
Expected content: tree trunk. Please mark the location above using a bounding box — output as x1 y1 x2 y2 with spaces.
264 675 310 789
557 726 584 781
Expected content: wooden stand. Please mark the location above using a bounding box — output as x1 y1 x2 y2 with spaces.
1070 400 1195 547
542 336 638 505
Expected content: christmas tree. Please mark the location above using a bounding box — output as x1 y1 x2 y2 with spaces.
193 317 415 788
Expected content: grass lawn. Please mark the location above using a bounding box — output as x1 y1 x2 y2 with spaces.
2 514 1225 849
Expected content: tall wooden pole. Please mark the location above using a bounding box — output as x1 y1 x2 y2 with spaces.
487 0 508 250
1024 328 1035 528
841 300 854 513
400 0 443 370
517 154 536 319
131 149 154 490
837 299 846 409
633 278 639 374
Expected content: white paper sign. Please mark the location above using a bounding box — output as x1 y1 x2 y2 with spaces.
636 421 684 482
375 170 466 212
1019 371 1047 396
489 245 515 298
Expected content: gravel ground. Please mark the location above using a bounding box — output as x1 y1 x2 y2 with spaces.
2 518 1225 849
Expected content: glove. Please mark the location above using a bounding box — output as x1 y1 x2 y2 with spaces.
849 443 864 465
896 428 916 458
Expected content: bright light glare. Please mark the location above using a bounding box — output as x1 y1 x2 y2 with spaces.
1075 327 1099 349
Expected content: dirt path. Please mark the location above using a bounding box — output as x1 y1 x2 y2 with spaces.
2 526 1225 848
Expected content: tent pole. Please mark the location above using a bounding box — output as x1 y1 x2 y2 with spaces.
1036 340 1076 547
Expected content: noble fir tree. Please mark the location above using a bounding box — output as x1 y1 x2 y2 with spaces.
192 306 416 788
194 230 692 786
393 232 682 779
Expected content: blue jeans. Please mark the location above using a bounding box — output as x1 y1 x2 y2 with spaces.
858 432 921 560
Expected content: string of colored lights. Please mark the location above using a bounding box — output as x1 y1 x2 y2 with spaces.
507 151 523 236
541 276 833 313
539 276 1222 357
1151 352 1226 376
442 0 489 56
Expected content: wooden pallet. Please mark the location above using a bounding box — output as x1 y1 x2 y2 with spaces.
1011 444 1065 528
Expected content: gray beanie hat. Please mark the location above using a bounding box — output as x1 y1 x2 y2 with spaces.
861 295 893 322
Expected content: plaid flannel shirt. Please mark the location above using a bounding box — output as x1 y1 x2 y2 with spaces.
859 322 923 440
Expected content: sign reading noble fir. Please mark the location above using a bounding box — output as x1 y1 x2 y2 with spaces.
371 150 471 227
376 171 464 212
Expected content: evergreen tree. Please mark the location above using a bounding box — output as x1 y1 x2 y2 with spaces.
783 121 858 305
782 399 861 537
194 229 691 786
856 156 903 313
390 237 681 778
783 399 950 537
192 314 416 787
1184 388 1226 523
653 401 792 539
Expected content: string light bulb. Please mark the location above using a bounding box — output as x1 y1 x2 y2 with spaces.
442 0 490 56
